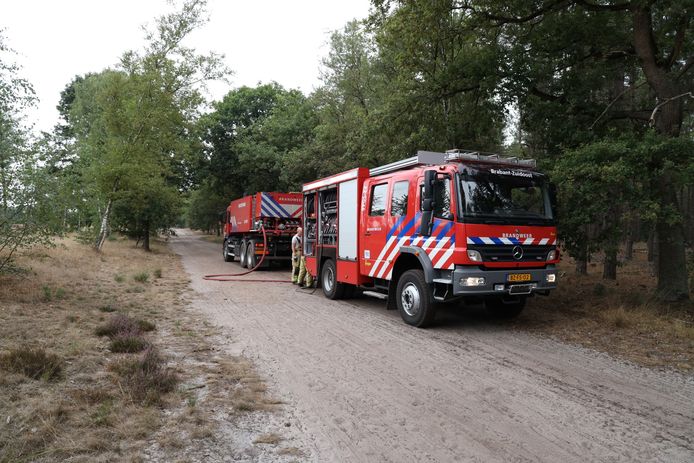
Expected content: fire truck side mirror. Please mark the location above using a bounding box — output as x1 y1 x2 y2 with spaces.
423 170 436 202
420 170 437 236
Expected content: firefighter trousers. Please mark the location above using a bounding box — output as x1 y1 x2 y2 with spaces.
291 252 300 283
298 256 314 287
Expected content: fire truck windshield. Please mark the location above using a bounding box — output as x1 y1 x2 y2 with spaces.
458 168 554 225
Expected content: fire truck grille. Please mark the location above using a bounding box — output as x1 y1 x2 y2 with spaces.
469 245 554 263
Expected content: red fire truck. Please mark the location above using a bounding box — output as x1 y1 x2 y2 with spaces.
222 192 302 268
301 150 559 327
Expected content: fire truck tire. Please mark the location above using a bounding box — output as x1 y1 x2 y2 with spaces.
246 240 258 269
396 269 436 327
239 240 248 268
321 259 346 300
223 240 233 262
485 296 526 319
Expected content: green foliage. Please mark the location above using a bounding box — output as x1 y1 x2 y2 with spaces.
186 182 227 232
553 133 694 264
0 33 59 270
41 285 65 302
552 138 645 260
199 83 315 195
133 271 150 283
66 0 229 250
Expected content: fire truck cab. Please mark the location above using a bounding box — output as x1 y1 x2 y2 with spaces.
302 150 559 327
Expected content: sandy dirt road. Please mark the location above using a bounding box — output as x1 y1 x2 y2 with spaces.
171 230 694 462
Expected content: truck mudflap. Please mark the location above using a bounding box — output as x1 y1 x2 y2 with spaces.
450 265 558 296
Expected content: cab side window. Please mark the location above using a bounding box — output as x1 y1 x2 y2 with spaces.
390 181 409 216
369 183 388 216
419 177 453 219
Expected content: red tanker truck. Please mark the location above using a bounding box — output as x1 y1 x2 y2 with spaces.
222 192 302 268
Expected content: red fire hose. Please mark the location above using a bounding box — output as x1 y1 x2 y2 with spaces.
203 223 294 283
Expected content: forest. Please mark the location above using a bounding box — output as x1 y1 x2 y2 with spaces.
1 0 693 301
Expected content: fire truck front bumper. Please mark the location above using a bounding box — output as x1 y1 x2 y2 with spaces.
451 265 558 296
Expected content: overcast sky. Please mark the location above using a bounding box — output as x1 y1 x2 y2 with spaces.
2 0 372 133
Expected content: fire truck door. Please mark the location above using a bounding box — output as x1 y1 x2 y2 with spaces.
361 180 390 278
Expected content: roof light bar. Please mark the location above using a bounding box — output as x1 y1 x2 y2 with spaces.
445 149 537 167
369 150 446 176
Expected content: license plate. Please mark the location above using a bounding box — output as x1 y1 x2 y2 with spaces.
507 273 531 282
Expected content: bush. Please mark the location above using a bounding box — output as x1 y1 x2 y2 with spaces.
110 348 178 403
0 348 62 380
153 268 162 278
109 335 150 353
41 285 52 301
114 274 125 283
133 272 149 283
137 319 156 332
95 314 140 338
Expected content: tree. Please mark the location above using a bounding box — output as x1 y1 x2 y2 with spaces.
0 31 54 270
200 83 288 198
69 0 229 251
454 0 693 300
196 83 318 199
186 181 225 233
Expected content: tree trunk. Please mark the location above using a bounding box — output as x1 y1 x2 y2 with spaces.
624 217 636 260
94 199 112 252
649 230 659 278
143 221 151 252
603 248 618 280
575 240 588 275
632 5 689 300
624 234 634 261
655 180 688 300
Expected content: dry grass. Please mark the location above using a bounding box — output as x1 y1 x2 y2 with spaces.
95 313 156 338
109 335 151 353
253 433 283 445
278 446 306 457
515 245 694 372
0 347 62 381
0 234 289 461
109 348 178 404
200 234 224 244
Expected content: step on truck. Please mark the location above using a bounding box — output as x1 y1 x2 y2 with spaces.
222 192 302 268
301 150 559 327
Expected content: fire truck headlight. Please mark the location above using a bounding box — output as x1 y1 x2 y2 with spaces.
467 250 482 262
546 273 556 283
546 250 557 261
461 277 486 287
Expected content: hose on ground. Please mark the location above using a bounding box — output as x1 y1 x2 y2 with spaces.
203 223 294 283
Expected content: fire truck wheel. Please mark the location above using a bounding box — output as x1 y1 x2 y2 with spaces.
396 269 436 327
223 240 233 262
246 240 258 269
321 259 346 300
485 296 526 319
239 240 248 268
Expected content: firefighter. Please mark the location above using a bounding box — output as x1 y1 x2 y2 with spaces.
291 227 302 284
